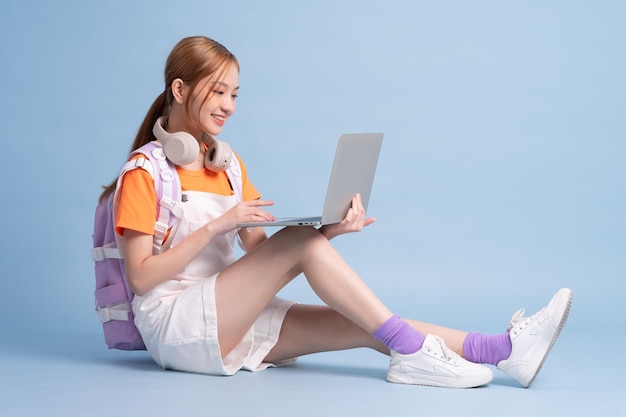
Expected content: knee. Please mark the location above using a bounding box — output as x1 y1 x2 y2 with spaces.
278 226 328 252
279 226 322 241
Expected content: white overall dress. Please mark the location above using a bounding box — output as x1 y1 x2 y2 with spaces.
132 189 295 375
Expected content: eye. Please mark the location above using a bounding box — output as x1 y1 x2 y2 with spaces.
232 94 238 100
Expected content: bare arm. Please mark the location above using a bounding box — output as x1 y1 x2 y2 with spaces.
238 226 268 253
121 224 220 296
122 199 276 296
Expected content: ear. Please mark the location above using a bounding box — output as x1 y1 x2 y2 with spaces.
171 78 185 105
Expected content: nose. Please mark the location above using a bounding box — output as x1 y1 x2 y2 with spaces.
221 94 236 114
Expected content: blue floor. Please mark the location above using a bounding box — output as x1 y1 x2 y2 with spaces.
2 2 623 416
1 328 623 417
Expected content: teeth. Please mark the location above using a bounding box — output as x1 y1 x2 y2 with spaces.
213 114 225 121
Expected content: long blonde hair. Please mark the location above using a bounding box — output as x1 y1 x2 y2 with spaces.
99 36 239 202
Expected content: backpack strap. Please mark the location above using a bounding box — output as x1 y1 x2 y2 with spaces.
124 141 184 254
144 145 183 249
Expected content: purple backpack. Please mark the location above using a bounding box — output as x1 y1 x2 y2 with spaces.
91 141 242 350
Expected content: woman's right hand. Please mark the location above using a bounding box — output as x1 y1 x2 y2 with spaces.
209 199 275 236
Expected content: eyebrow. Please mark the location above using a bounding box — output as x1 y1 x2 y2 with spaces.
214 81 239 90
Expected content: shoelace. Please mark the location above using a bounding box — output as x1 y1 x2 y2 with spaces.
507 308 534 335
427 335 461 364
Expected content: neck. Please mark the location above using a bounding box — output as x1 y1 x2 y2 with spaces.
179 149 205 171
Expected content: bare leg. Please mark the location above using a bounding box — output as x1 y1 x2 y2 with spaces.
264 304 388 362
405 320 469 356
264 304 470 363
215 226 393 356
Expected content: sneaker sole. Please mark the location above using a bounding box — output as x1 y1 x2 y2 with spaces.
524 288 573 388
386 370 493 389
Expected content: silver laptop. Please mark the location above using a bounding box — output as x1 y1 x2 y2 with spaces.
237 132 383 227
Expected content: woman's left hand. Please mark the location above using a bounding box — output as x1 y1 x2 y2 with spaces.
318 193 375 240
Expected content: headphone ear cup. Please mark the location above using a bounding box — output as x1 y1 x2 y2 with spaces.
153 116 200 165
204 138 232 172
162 133 200 165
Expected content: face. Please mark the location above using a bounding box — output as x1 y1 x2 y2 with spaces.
186 63 239 137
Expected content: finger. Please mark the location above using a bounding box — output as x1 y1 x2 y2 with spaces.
350 199 366 220
251 208 276 222
245 199 275 207
352 194 366 212
363 217 376 227
256 200 275 207
354 193 364 208
343 207 357 224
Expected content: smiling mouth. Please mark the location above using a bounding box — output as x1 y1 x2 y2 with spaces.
212 114 225 121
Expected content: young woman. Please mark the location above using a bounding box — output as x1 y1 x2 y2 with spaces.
100 36 572 388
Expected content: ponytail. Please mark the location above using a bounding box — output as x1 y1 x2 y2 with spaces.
98 92 168 203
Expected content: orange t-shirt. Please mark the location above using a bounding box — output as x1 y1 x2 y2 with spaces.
115 152 261 237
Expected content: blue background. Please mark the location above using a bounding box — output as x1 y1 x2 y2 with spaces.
1 1 624 416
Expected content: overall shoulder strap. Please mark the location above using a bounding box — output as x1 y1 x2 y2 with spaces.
226 154 247 251
225 153 243 203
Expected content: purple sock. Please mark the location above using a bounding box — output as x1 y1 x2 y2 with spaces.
463 332 512 366
373 315 426 354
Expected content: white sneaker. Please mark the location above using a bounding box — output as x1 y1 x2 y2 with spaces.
497 288 573 388
386 334 493 388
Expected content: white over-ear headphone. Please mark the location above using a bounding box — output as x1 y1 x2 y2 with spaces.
152 116 232 172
